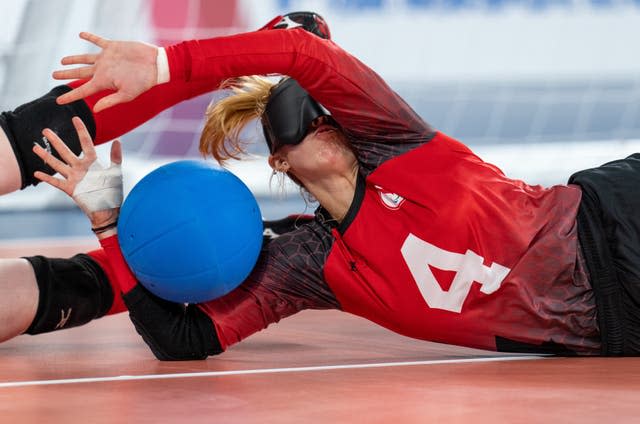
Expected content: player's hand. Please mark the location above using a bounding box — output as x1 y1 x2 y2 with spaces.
33 117 123 231
52 32 159 112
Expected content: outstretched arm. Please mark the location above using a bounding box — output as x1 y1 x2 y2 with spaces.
57 12 333 144
54 29 431 142
0 13 327 191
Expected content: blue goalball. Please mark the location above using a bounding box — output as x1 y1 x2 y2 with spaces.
118 160 263 303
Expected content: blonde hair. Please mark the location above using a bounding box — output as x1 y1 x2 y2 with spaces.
200 76 276 162
200 76 317 205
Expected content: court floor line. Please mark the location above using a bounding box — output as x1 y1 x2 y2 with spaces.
0 355 545 388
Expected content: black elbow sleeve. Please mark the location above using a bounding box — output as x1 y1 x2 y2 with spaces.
122 285 223 361
0 85 96 189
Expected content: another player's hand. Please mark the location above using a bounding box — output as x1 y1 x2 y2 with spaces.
33 117 123 230
53 32 159 112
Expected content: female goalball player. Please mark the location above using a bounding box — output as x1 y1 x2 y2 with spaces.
2 12 639 358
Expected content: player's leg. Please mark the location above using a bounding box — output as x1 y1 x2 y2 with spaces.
0 129 22 194
569 153 640 355
0 251 122 343
0 259 39 342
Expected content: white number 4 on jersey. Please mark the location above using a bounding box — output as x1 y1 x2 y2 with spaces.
401 233 511 313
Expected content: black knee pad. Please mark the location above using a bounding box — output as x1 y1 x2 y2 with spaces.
0 85 96 189
24 254 114 335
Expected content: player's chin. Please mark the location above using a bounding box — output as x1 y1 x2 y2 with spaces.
327 131 350 151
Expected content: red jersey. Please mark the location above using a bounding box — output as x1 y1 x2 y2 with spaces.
86 28 600 354
327 132 598 352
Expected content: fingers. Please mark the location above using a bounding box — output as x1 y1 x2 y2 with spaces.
32 142 71 178
93 92 131 113
54 32 110 105
33 171 67 193
33 117 97 178
33 117 100 195
52 65 95 81
72 117 97 161
110 140 123 165
59 54 97 66
56 81 98 105
79 32 109 48
42 128 80 166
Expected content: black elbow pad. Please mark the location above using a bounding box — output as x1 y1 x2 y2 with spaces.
122 285 223 361
0 85 96 189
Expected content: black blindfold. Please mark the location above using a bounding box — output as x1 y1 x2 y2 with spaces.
261 78 331 153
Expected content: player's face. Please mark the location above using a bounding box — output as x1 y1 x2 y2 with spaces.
268 117 355 182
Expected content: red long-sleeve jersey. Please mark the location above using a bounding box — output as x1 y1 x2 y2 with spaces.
87 29 600 354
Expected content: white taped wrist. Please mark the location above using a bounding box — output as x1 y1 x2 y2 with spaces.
156 47 170 84
72 162 123 214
